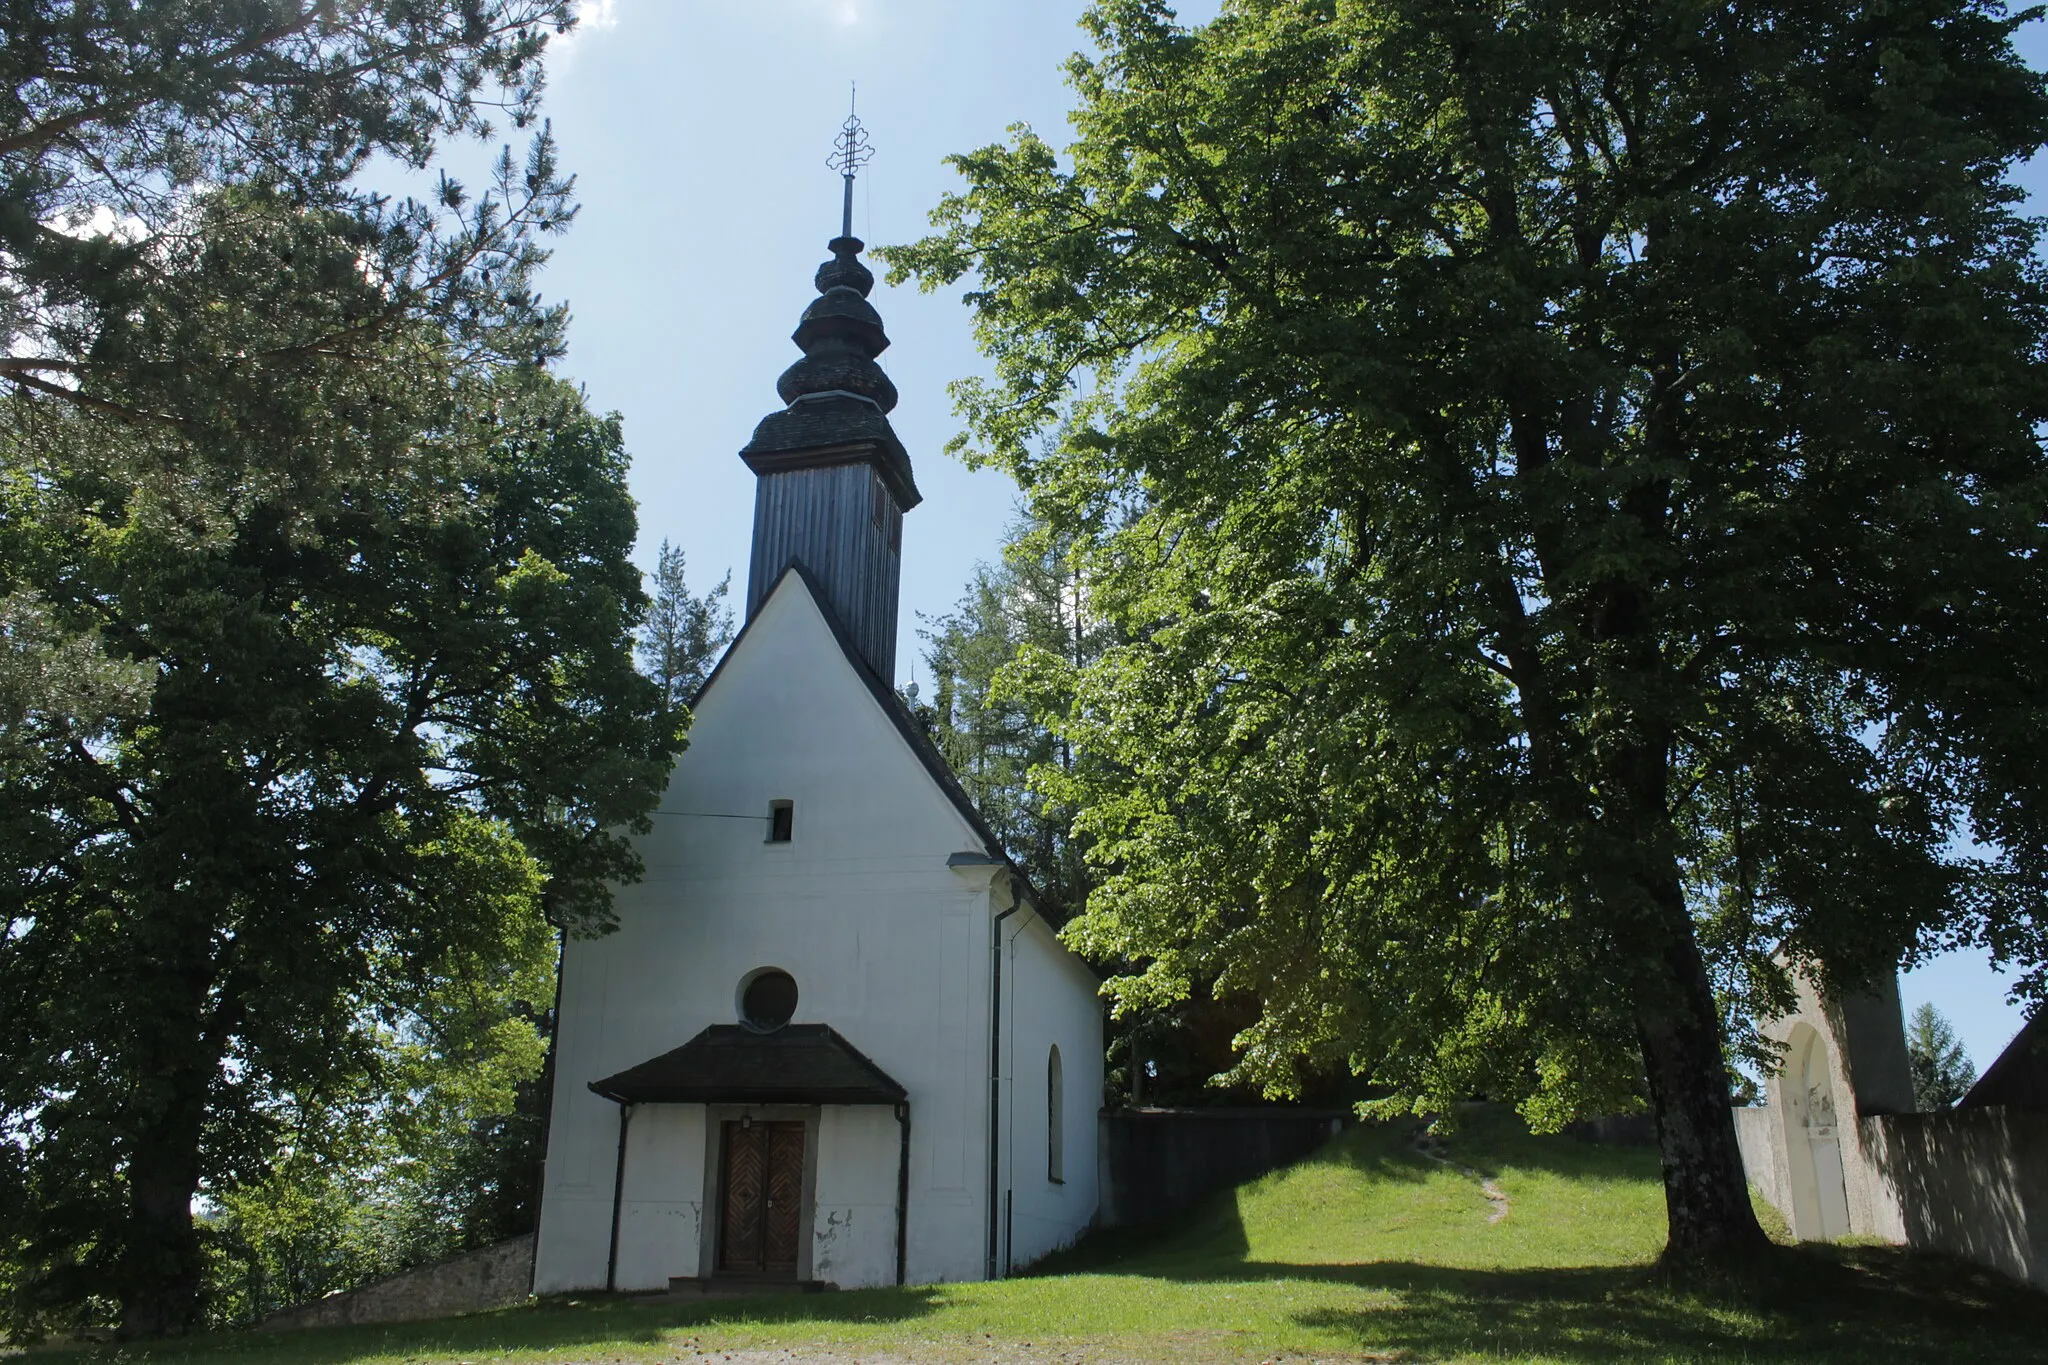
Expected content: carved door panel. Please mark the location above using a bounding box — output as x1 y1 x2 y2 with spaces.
718 1120 805 1275
718 1122 766 1271
764 1123 805 1271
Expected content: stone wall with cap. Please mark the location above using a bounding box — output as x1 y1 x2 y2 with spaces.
259 1235 533 1331
1738 968 2048 1290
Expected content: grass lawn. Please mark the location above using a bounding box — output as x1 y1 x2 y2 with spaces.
20 1106 2046 1363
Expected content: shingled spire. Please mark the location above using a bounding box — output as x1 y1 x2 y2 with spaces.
740 96 919 681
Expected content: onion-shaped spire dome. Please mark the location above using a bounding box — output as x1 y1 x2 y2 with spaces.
739 95 921 682
740 93 918 513
774 235 899 414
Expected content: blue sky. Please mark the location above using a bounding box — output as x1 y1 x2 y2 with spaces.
513 1 2036 1073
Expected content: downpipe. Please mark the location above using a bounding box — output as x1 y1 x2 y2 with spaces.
986 883 1021 1280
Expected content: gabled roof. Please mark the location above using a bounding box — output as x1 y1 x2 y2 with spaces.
588 1023 907 1106
689 560 1064 928
1959 1010 2046 1113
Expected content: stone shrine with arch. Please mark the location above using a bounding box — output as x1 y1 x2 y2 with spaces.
1736 968 2048 1287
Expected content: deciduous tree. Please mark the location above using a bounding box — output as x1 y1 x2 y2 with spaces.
892 0 2048 1260
0 347 674 1338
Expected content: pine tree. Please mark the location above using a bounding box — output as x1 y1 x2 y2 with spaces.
637 540 735 709
0 3 682 1340
1906 1004 1977 1111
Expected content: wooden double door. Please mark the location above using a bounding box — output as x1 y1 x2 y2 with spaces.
717 1120 805 1276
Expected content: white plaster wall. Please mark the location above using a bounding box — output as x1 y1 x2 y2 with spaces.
1860 1108 2048 1289
614 1103 707 1290
1732 1105 1790 1220
811 1106 903 1287
535 575 999 1293
1000 912 1105 1272
1747 972 1906 1242
532 936 622 1292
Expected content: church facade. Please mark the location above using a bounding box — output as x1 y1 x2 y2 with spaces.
532 221 1103 1293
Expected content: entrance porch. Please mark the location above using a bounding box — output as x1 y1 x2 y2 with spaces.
588 1024 910 1291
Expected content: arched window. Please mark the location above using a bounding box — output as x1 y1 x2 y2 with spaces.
1047 1044 1065 1184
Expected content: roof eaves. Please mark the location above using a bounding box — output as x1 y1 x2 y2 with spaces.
1959 1010 2046 1111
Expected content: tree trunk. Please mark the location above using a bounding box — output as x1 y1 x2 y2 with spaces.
114 911 219 1338
1603 709 1771 1264
1635 884 1771 1261
117 1115 206 1338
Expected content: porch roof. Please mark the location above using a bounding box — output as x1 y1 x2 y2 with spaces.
587 1023 908 1106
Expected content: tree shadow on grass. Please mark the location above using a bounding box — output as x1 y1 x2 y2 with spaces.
1258 1249 2048 1364
1405 1104 1665 1186
34 1285 951 1365
1142 1104 1658 1196
1041 1105 2044 1364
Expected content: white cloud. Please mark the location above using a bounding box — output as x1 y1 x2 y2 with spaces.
834 0 859 25
48 204 147 244
547 0 619 72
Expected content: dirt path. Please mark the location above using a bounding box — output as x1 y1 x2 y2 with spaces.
1412 1127 1510 1224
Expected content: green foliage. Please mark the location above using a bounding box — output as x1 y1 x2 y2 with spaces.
0 3 667 1340
921 520 1306 1106
2 1 578 410
1905 1003 1977 1111
888 0 2048 1252
201 913 556 1326
916 517 1111 926
637 540 734 709
0 586 153 760
4 0 584 752
0 352 675 1338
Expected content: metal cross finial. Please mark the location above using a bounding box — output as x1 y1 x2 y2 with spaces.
829 84 874 239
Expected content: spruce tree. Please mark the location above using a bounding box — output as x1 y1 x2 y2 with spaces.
637 540 735 708
919 519 1108 925
1906 1004 1977 1111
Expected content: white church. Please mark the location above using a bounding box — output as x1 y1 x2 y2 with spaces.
531 203 1104 1293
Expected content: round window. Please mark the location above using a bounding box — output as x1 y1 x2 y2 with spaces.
739 968 798 1032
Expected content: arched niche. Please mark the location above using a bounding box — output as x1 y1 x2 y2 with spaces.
1782 1022 1852 1240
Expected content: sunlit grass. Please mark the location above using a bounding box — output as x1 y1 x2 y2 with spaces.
23 1106 2046 1363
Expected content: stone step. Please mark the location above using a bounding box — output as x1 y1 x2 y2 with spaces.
663 1276 834 1297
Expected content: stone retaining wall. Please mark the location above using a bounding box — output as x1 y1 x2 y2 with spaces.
260 1234 534 1331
